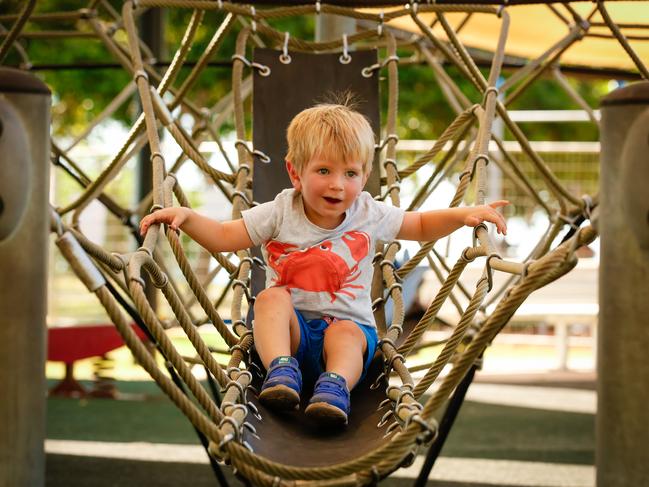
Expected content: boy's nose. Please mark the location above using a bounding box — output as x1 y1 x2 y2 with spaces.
329 175 344 190
329 178 343 190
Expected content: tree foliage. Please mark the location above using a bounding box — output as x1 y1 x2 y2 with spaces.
0 2 607 141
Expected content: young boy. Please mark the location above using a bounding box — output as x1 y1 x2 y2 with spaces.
139 103 508 426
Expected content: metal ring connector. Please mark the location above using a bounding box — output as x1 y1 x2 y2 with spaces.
339 34 352 64
280 32 292 64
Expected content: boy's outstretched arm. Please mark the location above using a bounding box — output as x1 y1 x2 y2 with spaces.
139 207 253 253
396 201 509 241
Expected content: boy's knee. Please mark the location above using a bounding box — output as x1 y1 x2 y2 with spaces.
325 320 365 342
255 286 291 308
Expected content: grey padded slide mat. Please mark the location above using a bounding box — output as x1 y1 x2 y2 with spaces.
245 48 397 467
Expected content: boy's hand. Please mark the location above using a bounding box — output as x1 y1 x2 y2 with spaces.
463 200 509 235
139 207 191 236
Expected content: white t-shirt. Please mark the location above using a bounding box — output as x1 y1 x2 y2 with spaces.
241 188 405 327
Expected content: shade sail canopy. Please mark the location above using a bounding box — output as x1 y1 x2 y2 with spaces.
384 1 648 73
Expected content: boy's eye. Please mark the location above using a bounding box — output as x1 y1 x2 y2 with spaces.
346 171 358 178
317 168 329 175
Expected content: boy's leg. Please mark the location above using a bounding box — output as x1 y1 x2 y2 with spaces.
305 320 367 425
322 320 367 388
253 286 301 368
254 287 302 410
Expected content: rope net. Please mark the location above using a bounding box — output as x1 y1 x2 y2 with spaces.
3 0 634 484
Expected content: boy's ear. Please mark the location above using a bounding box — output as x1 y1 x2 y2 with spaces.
286 160 301 191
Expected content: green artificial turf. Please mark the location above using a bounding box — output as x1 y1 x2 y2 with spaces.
440 401 594 465
47 380 594 465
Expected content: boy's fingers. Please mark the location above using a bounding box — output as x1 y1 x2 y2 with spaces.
489 200 509 209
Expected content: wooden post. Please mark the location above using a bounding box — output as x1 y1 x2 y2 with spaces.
0 67 51 487
598 81 649 487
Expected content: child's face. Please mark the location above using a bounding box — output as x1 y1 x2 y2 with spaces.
287 157 367 229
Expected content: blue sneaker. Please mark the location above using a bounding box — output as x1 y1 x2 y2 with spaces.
259 356 302 411
305 372 350 426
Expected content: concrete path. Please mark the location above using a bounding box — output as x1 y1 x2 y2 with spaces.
46 378 596 487
46 439 595 487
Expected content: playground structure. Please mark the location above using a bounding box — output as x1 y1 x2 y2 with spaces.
0 1 648 486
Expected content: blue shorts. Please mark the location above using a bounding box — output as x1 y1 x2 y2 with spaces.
293 310 379 384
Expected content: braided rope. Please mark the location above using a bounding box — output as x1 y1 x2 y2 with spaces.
36 1 614 483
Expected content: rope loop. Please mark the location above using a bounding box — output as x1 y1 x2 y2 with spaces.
218 415 240 441
247 401 262 420
371 297 385 311
234 139 271 163
235 164 251 178
223 377 246 397
133 69 148 83
377 409 394 428
384 421 401 437
386 282 403 298
557 212 580 230
280 31 292 64
378 182 401 201
216 432 235 455
378 336 397 350
386 323 403 336
136 246 153 257
253 149 271 163
237 329 253 342
521 260 533 278
231 319 247 330
232 279 252 300
395 388 416 409
470 153 490 180
387 352 405 371
149 151 164 164
485 253 502 291
339 34 352 64
481 86 499 105
229 343 246 356
376 134 399 151
362 55 399 78
362 62 380 78
231 54 270 76
383 159 399 176
51 209 64 237
232 190 252 207
222 402 248 418
370 371 386 390
408 414 439 445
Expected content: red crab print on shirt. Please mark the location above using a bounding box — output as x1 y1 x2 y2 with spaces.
265 231 370 302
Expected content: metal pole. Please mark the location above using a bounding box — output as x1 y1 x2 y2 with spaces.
597 81 649 487
0 67 51 487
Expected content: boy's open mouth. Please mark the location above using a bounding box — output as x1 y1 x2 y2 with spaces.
323 196 342 204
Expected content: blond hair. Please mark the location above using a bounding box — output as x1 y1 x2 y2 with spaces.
286 103 375 175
